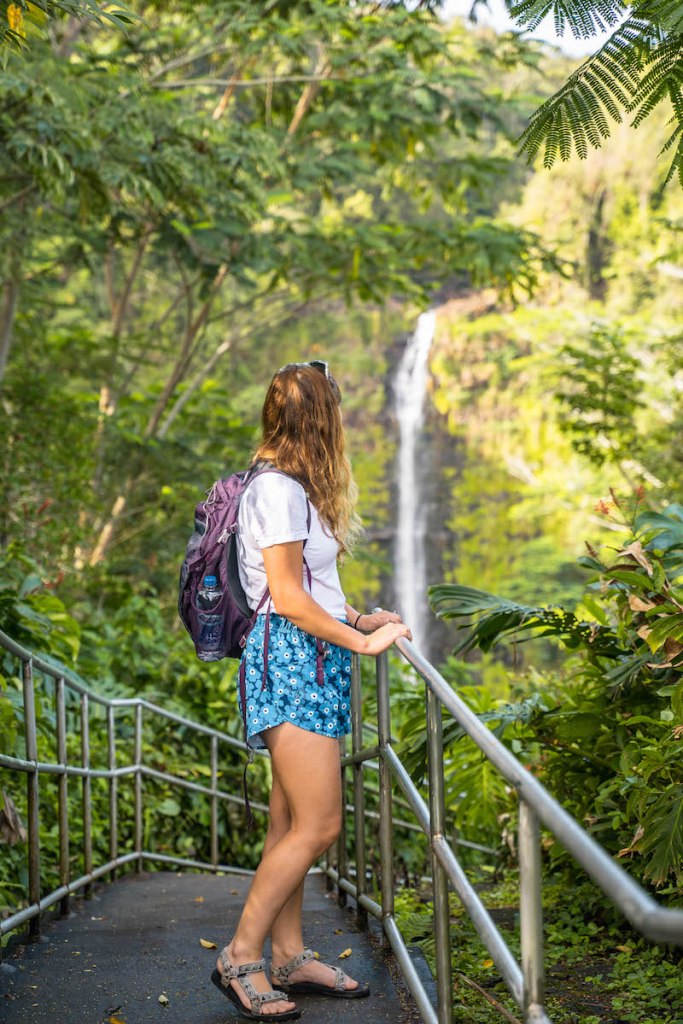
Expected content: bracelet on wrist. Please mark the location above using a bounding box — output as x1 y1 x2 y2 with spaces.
352 611 363 630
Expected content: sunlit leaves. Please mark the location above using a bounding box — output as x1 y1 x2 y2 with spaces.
1 0 135 50
512 0 683 185
430 500 683 883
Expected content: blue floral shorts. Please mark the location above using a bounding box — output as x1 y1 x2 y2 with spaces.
238 614 352 751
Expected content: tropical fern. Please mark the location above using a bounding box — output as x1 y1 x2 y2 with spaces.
509 0 683 185
428 583 623 656
637 783 683 886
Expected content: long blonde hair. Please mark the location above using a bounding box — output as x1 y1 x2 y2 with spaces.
253 364 362 556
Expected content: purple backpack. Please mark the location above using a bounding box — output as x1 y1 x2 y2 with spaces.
178 462 284 660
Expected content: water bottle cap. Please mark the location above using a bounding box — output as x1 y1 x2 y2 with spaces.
203 575 217 587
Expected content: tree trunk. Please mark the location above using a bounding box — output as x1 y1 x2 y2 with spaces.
585 188 609 301
0 280 19 384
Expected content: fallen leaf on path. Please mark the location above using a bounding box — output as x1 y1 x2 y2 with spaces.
334 929 343 935
158 994 169 1006
312 951 320 959
230 888 239 895
194 896 204 903
109 1017 126 1024
338 948 352 959
200 939 217 949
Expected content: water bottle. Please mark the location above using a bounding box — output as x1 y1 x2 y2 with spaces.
197 575 224 656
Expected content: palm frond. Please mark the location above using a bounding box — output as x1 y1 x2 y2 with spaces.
428 584 622 656
638 784 683 886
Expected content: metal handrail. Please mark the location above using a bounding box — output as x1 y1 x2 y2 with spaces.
4 622 683 1024
0 626 267 950
0 626 476 954
323 638 683 1024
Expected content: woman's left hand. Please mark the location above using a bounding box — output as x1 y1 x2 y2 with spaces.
357 608 403 632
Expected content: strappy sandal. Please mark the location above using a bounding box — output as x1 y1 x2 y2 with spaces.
211 947 301 1020
271 947 370 999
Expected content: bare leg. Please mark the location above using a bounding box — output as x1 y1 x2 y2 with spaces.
216 725 343 1014
266 758 360 992
266 768 305 956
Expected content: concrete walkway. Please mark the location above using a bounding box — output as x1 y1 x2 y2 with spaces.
1 871 425 1024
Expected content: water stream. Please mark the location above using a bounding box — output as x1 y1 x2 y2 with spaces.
394 310 436 654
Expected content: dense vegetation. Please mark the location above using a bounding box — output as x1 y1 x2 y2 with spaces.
1 2 682 1022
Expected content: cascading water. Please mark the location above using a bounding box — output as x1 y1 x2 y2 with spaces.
394 310 436 654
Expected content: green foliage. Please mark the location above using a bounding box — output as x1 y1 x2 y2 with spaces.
395 875 683 1023
427 499 683 887
555 322 643 466
0 1 134 50
0 547 272 927
430 582 622 655
508 0 683 185
0 0 550 598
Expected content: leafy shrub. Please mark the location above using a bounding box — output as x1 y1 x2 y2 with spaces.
427 496 683 890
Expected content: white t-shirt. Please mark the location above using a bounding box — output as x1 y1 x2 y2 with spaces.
237 471 347 619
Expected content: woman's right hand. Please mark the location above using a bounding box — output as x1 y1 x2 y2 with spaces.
362 621 412 656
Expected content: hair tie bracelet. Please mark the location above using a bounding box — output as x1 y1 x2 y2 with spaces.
352 611 363 629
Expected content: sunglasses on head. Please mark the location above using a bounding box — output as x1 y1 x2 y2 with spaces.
277 360 341 403
278 359 329 377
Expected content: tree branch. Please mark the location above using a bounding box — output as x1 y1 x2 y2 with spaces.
287 45 332 138
148 43 236 83
0 185 37 214
455 972 522 1024
87 488 130 567
212 57 256 120
151 73 347 90
157 292 321 439
142 263 228 440
112 226 153 339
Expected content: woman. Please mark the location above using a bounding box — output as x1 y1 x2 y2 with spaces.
211 361 411 1020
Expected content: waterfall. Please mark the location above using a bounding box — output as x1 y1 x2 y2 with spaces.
394 310 436 654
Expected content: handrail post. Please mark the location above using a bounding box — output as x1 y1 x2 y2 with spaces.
351 652 368 928
56 677 70 915
81 693 93 897
426 684 453 1024
519 800 548 1023
23 659 40 939
210 735 218 869
337 735 348 906
107 705 117 881
134 702 143 871
376 651 394 935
